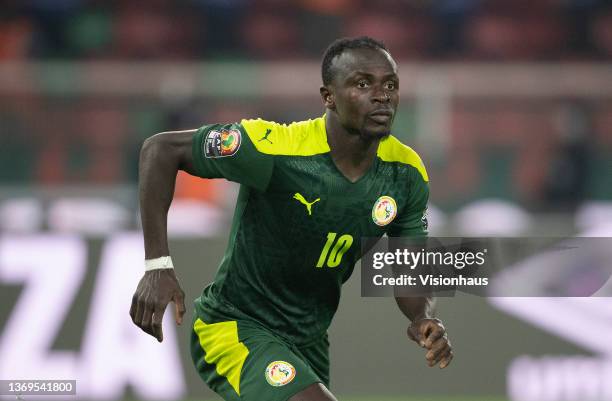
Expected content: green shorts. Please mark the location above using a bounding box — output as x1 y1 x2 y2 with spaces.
190 306 330 401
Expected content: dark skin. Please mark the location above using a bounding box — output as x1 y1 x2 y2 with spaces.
322 47 399 182
130 47 452 401
129 129 195 341
321 47 453 373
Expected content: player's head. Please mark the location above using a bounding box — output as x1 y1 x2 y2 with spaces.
320 36 399 138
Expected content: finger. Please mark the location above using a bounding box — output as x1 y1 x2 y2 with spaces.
134 298 145 328
439 350 454 369
432 345 451 366
423 323 445 349
407 326 422 346
427 339 450 366
173 291 186 325
409 319 436 347
140 300 156 337
426 337 448 360
152 304 166 342
129 294 138 323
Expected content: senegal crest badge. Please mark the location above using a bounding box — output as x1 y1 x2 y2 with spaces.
265 361 296 387
372 195 397 226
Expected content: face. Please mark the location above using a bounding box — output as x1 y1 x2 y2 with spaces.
321 47 399 138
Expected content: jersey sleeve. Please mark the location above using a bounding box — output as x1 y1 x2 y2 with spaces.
387 169 429 237
191 122 274 191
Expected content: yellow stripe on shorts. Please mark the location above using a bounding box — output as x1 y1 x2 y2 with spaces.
193 318 250 396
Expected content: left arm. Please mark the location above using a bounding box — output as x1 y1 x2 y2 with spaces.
389 162 453 368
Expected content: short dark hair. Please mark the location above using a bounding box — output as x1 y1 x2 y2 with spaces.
321 36 389 86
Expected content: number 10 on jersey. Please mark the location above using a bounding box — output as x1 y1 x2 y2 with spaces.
316 232 354 268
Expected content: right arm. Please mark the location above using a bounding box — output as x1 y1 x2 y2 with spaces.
129 130 196 342
130 121 275 341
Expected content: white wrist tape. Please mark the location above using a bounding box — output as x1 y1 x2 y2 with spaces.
145 256 174 271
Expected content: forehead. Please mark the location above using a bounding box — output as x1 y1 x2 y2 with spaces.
330 48 398 82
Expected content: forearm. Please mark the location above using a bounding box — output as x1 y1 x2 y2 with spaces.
139 135 180 258
139 128 200 259
395 296 436 322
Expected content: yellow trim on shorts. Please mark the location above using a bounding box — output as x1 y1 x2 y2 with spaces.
193 318 249 396
240 116 330 156
377 135 429 182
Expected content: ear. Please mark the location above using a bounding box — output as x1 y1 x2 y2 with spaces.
320 86 335 110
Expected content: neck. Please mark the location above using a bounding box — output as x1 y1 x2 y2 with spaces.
325 112 382 182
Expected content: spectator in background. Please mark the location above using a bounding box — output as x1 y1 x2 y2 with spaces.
591 11 612 59
430 0 480 58
113 4 196 60
241 3 304 60
544 102 591 210
0 11 32 60
190 0 248 58
342 3 434 60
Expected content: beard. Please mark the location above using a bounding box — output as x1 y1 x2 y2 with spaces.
360 129 391 139
357 117 394 140
335 112 394 142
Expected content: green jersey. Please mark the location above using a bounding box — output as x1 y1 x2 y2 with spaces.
191 116 428 345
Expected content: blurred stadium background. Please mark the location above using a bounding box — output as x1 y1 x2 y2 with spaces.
1 0 612 400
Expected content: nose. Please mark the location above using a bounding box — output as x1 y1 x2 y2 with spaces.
372 88 390 103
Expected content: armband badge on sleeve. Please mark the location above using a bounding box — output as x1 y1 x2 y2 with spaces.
204 129 242 158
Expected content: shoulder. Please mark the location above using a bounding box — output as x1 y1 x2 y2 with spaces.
377 135 428 182
240 116 329 156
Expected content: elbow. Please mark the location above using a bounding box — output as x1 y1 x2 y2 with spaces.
140 131 192 172
139 133 172 169
141 132 165 153
141 132 174 159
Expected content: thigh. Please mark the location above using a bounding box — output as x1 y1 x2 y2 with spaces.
190 315 323 401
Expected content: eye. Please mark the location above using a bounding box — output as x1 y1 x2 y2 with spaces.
357 80 369 89
385 81 397 90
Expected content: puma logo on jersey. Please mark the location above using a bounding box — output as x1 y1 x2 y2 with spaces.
293 193 320 216
258 128 273 144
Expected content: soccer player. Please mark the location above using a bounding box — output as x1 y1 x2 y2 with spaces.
130 36 453 401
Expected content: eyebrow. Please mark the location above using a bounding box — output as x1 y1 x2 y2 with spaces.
346 71 398 80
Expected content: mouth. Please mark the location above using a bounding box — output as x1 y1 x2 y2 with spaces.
369 110 394 124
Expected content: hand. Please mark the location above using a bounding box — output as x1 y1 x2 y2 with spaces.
129 269 186 342
407 317 453 369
